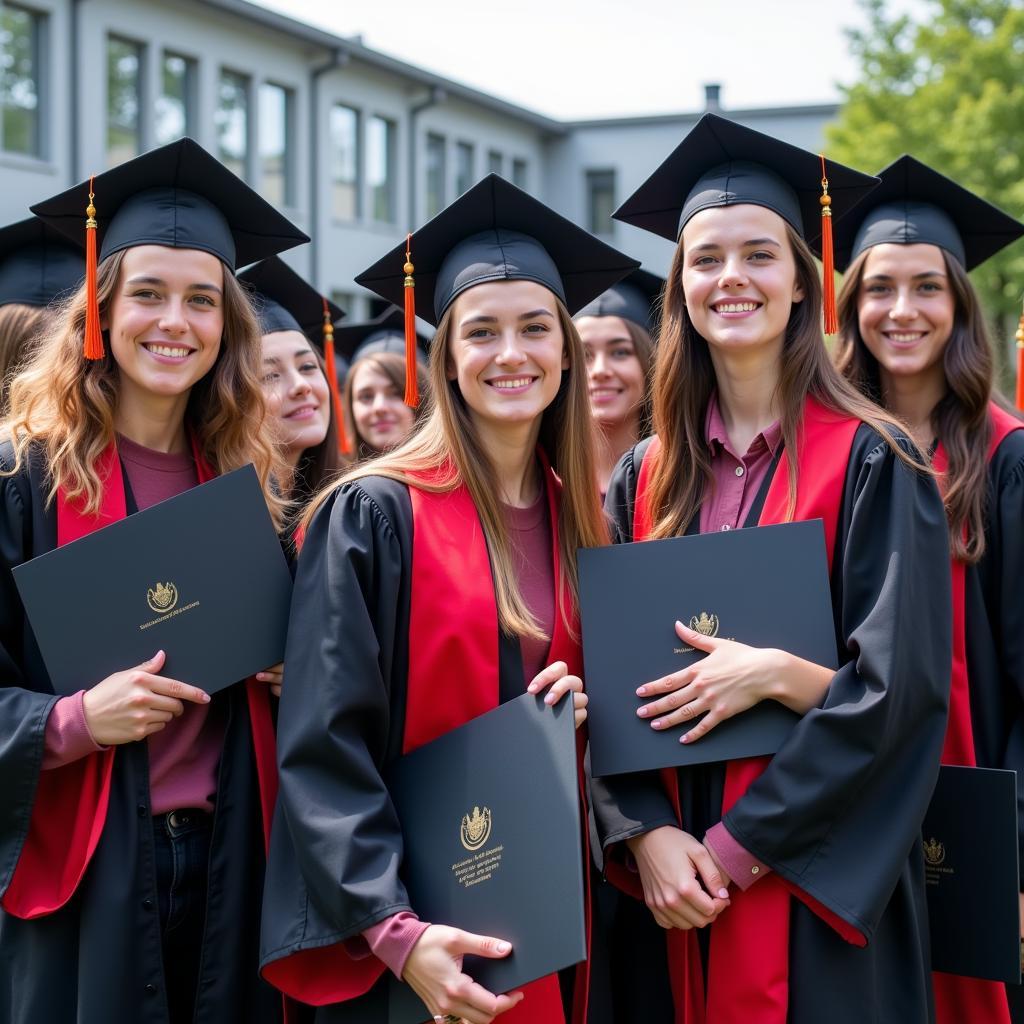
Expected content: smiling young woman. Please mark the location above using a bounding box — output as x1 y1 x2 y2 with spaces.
259 175 637 1024
591 115 954 1024
0 138 307 1024
833 155 1024 1024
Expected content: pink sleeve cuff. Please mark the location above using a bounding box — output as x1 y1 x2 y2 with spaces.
42 691 106 770
705 821 771 891
361 912 430 979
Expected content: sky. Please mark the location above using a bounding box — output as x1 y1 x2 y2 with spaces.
249 0 923 120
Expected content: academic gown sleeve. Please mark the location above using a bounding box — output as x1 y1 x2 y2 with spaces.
260 477 414 1004
0 453 61 902
721 429 952 941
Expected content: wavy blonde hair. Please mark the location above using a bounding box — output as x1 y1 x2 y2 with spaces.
2 250 286 529
304 295 608 640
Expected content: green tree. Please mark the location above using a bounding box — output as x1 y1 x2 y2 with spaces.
828 0 1024 391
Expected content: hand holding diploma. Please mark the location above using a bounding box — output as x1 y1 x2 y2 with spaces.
527 660 588 729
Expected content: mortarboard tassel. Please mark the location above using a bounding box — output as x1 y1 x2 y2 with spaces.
403 233 419 407
1015 297 1024 411
321 298 352 456
83 176 104 360
819 156 838 337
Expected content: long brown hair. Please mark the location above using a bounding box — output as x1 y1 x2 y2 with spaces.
835 247 1004 563
2 250 287 529
645 223 923 540
288 347 345 506
343 350 429 462
0 303 51 416
306 295 608 640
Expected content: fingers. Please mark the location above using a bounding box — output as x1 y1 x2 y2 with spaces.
675 620 720 652
143 692 186 717
136 650 166 672
438 979 520 1024
448 930 512 960
527 660 567 695
148 675 211 705
636 665 697 698
542 674 582 707
693 845 730 901
270 683 282 698
681 703 727 744
573 691 588 729
637 678 701 720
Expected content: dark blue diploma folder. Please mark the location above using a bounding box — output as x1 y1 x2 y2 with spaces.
923 765 1021 983
381 693 586 1024
13 464 292 695
579 519 838 777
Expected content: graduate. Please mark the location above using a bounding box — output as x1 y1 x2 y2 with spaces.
832 155 1024 1024
0 216 85 412
590 114 954 1023
240 254 349 505
573 269 663 496
0 138 307 1024
333 306 429 460
259 174 638 1023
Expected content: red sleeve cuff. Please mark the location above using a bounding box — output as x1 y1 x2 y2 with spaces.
42 692 106 770
362 912 430 979
704 821 771 891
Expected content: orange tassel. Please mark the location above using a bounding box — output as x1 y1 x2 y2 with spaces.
321 298 352 456
403 233 419 407
83 176 104 360
1015 298 1024 411
819 155 838 337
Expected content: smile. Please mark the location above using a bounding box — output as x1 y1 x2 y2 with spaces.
142 342 194 361
884 331 926 343
285 404 319 420
712 301 761 314
486 376 536 391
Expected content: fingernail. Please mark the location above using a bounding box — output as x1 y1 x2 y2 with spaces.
527 683 537 693
496 940 510 953
201 692 211 703
544 692 556 704
718 888 729 899
680 733 691 743
256 672 266 680
651 719 663 729
636 706 648 717
636 686 647 696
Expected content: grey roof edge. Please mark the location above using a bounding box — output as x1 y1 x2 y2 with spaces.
565 102 840 130
201 0 567 134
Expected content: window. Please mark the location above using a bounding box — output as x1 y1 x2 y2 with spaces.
511 158 528 190
487 149 502 175
329 290 354 318
216 69 250 180
1 4 44 157
106 36 143 167
425 133 445 218
329 105 360 220
586 169 616 235
260 82 293 206
367 115 396 223
155 52 195 146
455 141 474 196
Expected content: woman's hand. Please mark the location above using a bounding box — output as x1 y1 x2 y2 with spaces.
527 661 587 729
635 621 833 743
402 925 524 1024
82 649 210 746
626 826 730 930
255 662 284 697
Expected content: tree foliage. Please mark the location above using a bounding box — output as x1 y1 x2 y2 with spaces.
828 0 1024 388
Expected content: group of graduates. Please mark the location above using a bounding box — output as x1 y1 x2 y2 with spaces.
0 110 1021 1024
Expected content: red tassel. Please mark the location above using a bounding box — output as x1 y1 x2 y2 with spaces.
403 233 419 408
83 176 104 360
321 298 352 456
819 155 837 337
1015 299 1024 411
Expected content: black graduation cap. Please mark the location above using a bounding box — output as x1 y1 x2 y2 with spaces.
0 216 85 308
832 154 1024 273
613 113 879 243
574 268 665 334
332 306 428 365
30 137 309 270
356 174 640 325
238 256 344 341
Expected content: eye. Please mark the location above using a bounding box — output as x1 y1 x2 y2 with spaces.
611 347 634 359
919 281 943 293
693 255 719 267
466 327 494 340
131 288 160 300
189 293 216 307
300 361 319 373
524 322 549 334
749 250 775 261
864 283 890 295
262 371 279 384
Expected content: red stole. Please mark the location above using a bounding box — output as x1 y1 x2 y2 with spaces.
929 402 1022 1024
266 461 589 1024
629 396 865 1024
0 438 279 919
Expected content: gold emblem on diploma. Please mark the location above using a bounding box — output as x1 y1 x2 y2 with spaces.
460 806 492 851
689 612 720 637
146 581 179 614
922 837 946 867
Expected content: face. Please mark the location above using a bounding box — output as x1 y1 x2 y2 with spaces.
350 359 416 452
447 279 569 434
680 204 804 358
856 243 955 381
261 330 331 458
576 315 645 428
105 245 224 401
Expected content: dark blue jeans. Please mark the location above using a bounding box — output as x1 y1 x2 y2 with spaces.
153 809 212 1024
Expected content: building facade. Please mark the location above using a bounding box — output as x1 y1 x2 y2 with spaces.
1 0 838 316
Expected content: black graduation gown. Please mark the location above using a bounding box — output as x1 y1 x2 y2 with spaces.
0 443 281 1024
261 476 547 1021
591 425 953 1024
